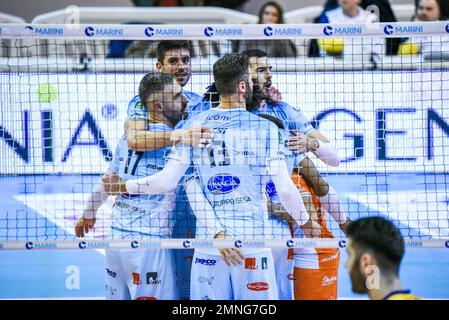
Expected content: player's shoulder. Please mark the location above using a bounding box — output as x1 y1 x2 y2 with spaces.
268 100 302 112
128 94 144 108
183 90 202 102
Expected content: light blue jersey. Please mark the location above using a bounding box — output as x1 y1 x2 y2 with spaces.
253 101 314 134
168 107 286 238
108 123 175 239
126 90 202 121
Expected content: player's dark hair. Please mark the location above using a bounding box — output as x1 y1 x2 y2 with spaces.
139 72 174 107
157 40 191 63
257 114 284 129
202 82 220 108
241 49 268 59
346 217 405 276
258 1 285 24
213 54 249 96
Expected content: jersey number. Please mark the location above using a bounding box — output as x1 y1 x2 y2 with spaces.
207 137 230 167
124 150 144 175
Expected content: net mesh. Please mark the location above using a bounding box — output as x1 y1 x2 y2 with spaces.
0 23 449 250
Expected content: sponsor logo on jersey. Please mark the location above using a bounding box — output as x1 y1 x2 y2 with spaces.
206 114 229 121
211 196 251 209
446 24 449 33
247 282 269 291
245 258 257 270
322 275 337 286
207 174 240 194
146 272 161 285
338 240 347 248
265 181 277 199
319 251 340 263
132 272 141 285
105 284 117 296
445 240 449 248
195 258 217 266
202 295 211 300
287 273 296 281
135 296 157 300
261 257 268 270
106 268 117 278
198 276 214 285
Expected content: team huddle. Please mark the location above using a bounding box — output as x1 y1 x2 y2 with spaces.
75 40 353 300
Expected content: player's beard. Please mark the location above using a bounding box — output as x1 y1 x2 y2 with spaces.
350 256 368 294
164 99 188 125
247 80 269 111
243 80 253 108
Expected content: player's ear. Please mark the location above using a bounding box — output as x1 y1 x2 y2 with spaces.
156 61 163 72
153 101 163 113
359 252 374 276
238 80 246 94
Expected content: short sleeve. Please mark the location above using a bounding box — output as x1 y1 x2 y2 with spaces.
127 95 148 121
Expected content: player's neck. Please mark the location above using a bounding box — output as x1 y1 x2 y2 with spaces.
149 114 174 128
343 6 359 18
368 276 403 300
218 95 246 110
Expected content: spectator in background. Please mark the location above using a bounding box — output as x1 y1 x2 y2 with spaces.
314 0 383 60
309 0 400 56
233 2 302 57
398 0 449 57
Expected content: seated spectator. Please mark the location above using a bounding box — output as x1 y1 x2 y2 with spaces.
309 0 400 56
233 1 303 57
398 0 449 57
315 0 383 60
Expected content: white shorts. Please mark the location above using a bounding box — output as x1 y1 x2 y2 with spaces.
272 247 294 300
105 249 179 300
190 249 278 300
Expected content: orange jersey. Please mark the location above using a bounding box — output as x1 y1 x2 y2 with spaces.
291 172 340 300
290 172 334 239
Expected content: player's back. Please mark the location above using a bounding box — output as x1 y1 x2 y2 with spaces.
180 107 284 238
109 123 176 239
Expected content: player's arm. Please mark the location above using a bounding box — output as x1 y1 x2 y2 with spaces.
184 177 244 266
102 158 188 195
268 159 321 237
287 129 340 167
125 120 212 152
75 180 109 238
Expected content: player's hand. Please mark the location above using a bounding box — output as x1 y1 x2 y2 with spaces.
287 132 320 154
172 126 212 148
75 217 96 238
301 220 322 238
339 218 351 236
102 173 127 195
214 231 244 267
267 85 282 104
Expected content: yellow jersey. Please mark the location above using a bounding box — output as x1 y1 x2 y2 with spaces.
384 290 420 300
